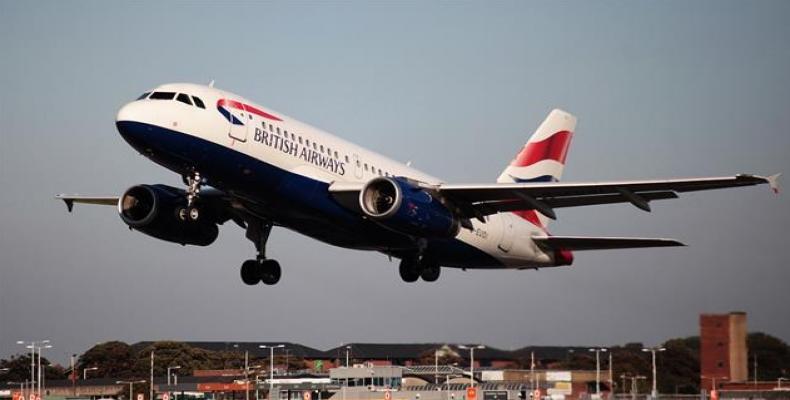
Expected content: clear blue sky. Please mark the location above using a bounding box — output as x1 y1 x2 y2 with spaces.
1 0 788 364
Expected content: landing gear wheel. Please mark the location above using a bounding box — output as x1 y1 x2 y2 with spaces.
259 259 281 285
187 206 200 221
176 206 189 221
399 258 420 283
420 265 441 282
240 260 260 285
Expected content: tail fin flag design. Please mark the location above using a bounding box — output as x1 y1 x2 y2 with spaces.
498 109 577 229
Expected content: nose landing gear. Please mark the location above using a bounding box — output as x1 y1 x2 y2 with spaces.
176 171 204 222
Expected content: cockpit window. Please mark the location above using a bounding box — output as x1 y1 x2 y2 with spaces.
149 91 176 100
192 96 205 109
176 93 193 105
137 92 151 100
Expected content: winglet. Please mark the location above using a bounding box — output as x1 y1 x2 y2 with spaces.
767 173 781 194
55 195 75 212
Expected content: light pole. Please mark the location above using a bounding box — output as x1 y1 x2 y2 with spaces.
84 367 98 381
116 380 146 400
629 375 646 400
283 350 291 375
588 348 608 396
457 345 484 388
254 374 267 400
642 346 666 398
167 366 181 391
259 344 284 399
17 340 49 397
37 343 52 397
345 346 351 368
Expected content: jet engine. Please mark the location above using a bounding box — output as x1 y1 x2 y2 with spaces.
118 184 218 246
359 177 459 238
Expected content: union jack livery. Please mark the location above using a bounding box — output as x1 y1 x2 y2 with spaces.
57 83 780 286
498 109 576 230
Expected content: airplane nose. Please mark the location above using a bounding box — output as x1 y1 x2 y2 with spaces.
116 101 143 123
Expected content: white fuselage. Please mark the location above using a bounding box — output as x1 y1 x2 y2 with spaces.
116 83 557 269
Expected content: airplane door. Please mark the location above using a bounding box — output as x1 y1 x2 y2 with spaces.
228 109 248 142
497 214 514 252
353 154 363 179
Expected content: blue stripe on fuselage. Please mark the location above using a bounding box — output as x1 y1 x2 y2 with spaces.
115 120 504 268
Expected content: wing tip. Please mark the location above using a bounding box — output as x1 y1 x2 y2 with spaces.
767 173 781 194
56 196 75 212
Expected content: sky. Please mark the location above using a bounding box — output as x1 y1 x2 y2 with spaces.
1 0 789 365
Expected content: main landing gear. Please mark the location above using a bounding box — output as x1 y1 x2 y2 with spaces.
399 256 441 283
241 220 282 286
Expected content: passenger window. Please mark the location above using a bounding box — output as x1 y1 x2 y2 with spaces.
299 137 303 144
334 151 339 158
192 96 205 109
269 124 273 131
364 163 368 171
378 169 382 175
137 92 151 100
320 145 324 152
306 140 310 147
277 127 280 134
149 92 176 100
356 160 361 167
312 143 317 150
345 155 350 163
291 133 296 141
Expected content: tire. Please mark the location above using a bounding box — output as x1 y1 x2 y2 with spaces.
260 259 282 285
399 258 420 283
188 206 200 221
175 206 189 221
420 265 441 282
240 259 260 285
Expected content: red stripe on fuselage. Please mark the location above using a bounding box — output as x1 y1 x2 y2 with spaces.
512 131 573 167
217 99 283 121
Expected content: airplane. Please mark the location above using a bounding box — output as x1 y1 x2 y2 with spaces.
57 83 780 286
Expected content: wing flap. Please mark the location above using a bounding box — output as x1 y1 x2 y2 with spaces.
533 236 685 251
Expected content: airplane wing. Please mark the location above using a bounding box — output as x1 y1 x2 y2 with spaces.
434 173 780 219
55 195 119 212
532 236 685 251
329 173 779 220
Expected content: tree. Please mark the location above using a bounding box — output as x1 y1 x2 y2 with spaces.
0 354 66 382
78 341 135 379
659 338 700 394
748 332 790 381
133 341 213 377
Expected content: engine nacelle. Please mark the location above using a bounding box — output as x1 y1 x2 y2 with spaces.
118 184 218 246
359 177 459 238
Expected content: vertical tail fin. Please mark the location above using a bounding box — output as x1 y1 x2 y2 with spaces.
498 109 577 228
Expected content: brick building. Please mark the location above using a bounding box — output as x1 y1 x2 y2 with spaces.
700 312 748 390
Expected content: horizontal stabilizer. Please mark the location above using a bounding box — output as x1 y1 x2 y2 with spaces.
532 236 685 251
